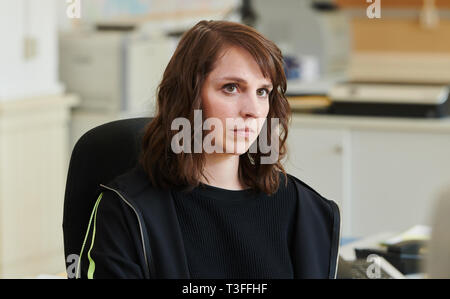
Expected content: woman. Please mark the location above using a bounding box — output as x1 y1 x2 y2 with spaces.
77 20 340 279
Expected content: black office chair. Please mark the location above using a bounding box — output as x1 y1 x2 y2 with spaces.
62 117 152 277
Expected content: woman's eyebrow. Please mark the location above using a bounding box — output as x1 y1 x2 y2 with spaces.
216 76 273 89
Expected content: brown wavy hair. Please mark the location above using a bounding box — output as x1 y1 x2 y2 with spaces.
139 20 291 195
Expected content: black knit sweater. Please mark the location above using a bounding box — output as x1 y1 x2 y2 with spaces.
171 175 298 279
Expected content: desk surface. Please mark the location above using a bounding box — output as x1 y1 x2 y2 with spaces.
291 113 450 133
339 232 397 261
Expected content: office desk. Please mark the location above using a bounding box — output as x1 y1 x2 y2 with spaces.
339 231 426 279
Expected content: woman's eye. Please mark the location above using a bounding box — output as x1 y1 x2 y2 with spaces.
257 88 269 97
223 84 238 93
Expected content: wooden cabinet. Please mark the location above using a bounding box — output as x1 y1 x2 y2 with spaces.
0 94 78 277
285 114 450 238
350 129 450 237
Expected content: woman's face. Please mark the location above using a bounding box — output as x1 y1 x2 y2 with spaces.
200 46 272 155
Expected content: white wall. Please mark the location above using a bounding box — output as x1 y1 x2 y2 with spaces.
0 0 63 101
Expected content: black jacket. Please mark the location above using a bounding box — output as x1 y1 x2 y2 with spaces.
78 166 341 279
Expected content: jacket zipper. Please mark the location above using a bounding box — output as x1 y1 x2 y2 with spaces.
99 184 153 278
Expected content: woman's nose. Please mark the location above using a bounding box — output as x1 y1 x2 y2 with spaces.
240 91 263 118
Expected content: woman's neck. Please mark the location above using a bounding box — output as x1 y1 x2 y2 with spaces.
200 153 246 190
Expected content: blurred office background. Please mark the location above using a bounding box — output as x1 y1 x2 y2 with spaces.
1 0 450 277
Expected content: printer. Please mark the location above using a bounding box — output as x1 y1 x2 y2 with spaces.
59 30 174 116
328 83 450 118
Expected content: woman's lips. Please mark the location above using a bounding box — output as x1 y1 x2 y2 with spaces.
233 128 254 138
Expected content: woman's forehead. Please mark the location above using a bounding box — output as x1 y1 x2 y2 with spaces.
208 46 272 85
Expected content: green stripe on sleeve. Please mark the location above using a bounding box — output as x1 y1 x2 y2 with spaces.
87 193 103 279
76 192 103 279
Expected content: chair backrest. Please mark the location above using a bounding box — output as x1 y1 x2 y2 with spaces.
62 117 152 273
